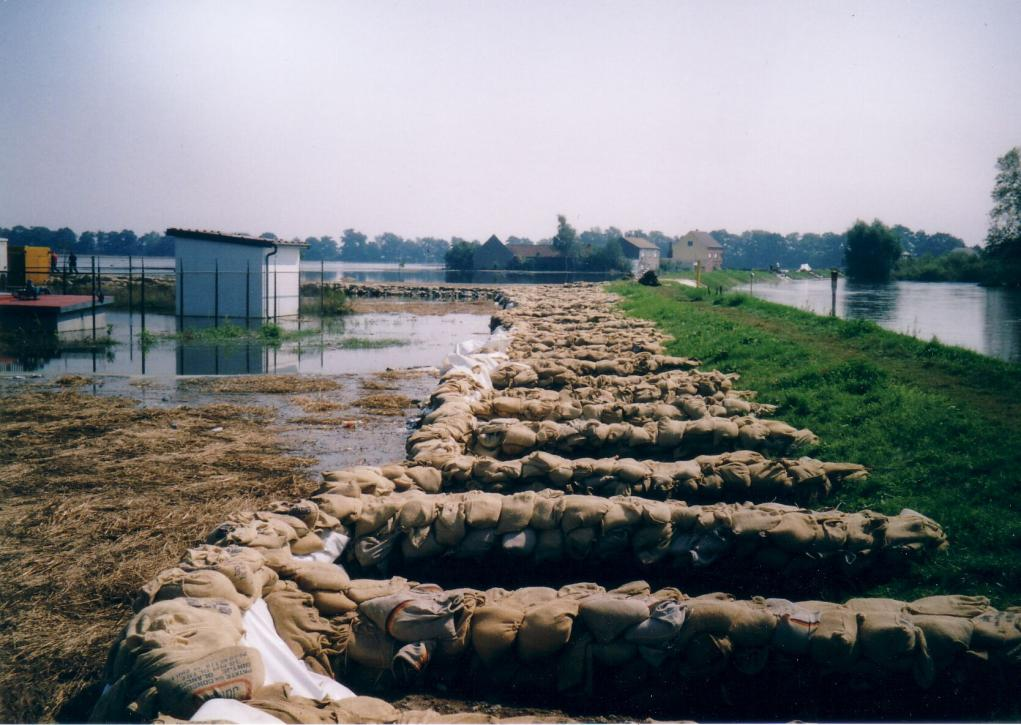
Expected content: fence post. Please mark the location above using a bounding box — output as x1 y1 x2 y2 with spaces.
140 257 147 338
177 257 184 325
246 260 251 322
273 264 278 322
128 255 134 319
214 258 220 327
320 259 325 317
91 256 97 341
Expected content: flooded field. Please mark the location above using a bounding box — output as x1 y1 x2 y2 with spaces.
0 302 494 376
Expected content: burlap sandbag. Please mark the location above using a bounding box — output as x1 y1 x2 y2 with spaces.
399 496 437 530
560 496 609 532
137 568 251 612
179 545 274 600
858 610 919 666
154 646 265 719
905 595 991 619
313 493 363 523
346 618 397 671
464 492 503 528
602 498 644 531
970 610 1021 652
496 491 537 534
435 499 467 546
312 590 358 616
517 599 580 661
809 607 861 667
579 596 651 644
471 603 525 665
530 491 565 530
346 577 410 604
909 614 974 666
290 561 350 593
406 466 444 494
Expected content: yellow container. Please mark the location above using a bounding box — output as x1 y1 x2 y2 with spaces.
22 246 51 283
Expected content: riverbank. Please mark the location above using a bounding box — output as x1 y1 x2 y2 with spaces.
611 281 1021 607
661 268 817 289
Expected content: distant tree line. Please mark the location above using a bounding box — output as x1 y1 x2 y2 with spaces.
710 225 968 271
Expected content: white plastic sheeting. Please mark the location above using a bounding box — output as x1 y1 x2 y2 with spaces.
440 328 511 393
190 698 285 724
294 529 350 564
241 599 355 701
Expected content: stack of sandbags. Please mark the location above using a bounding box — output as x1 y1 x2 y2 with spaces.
468 393 774 423
306 488 946 576
468 416 818 458
331 581 1020 698
463 450 866 502
208 499 343 562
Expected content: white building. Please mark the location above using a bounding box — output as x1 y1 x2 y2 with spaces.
169 229 307 319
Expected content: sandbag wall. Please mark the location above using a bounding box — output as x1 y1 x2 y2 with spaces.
91 283 1016 723
310 487 947 577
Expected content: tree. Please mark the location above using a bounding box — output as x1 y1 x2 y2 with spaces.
986 147 1021 283
445 240 477 270
844 219 902 282
552 214 579 258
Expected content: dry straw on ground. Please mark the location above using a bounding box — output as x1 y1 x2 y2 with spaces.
351 393 414 416
0 389 315 723
180 375 341 394
289 395 349 413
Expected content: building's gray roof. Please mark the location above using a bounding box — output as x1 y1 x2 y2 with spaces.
679 230 723 249
621 236 660 251
166 228 308 248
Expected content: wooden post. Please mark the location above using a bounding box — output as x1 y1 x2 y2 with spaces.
177 257 185 324
320 259 325 317
214 258 220 327
831 268 839 317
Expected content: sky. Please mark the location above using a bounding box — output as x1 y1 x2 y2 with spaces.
1 1 1018 245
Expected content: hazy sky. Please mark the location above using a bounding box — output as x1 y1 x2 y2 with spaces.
2 1 1018 244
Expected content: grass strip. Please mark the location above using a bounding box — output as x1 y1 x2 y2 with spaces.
611 281 1021 606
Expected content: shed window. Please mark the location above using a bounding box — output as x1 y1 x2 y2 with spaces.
688 240 693 247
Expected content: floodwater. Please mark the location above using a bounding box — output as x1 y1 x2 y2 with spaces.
748 278 1021 363
0 307 494 376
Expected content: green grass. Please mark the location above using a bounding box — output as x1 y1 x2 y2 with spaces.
322 336 409 350
610 281 1021 607
141 322 321 348
660 268 818 290
299 286 351 316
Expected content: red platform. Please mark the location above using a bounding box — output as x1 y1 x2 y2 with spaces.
0 294 110 313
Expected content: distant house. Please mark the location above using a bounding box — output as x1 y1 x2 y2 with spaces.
619 236 661 276
507 243 564 270
473 235 515 270
671 231 724 272
169 228 307 319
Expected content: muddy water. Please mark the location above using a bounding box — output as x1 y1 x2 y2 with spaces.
2 306 494 376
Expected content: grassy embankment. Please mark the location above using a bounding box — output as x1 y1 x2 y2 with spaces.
611 281 1021 607
659 268 818 289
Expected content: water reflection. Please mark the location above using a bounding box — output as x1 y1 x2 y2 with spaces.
841 282 901 324
751 279 1021 362
2 308 493 376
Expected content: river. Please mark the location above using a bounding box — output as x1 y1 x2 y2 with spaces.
747 278 1021 363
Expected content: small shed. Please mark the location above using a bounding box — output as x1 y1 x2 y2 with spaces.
671 231 724 272
168 228 308 319
619 236 661 276
473 235 515 270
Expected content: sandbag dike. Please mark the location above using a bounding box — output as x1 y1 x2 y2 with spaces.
90 283 1009 722
292 488 946 586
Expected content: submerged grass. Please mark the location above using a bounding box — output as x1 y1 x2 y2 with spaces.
180 374 342 394
0 390 315 723
611 281 1021 607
